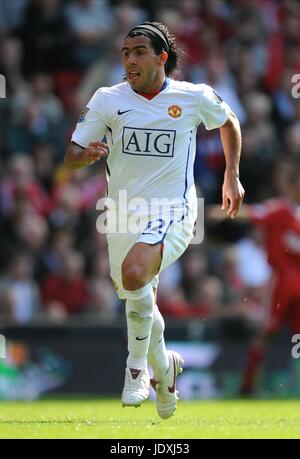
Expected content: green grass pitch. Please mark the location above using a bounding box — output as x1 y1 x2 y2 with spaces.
0 399 300 439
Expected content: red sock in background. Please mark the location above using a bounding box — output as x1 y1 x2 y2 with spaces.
240 343 264 394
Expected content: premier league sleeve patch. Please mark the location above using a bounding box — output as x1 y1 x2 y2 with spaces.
78 107 89 123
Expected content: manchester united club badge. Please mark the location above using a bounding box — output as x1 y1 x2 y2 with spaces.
168 105 182 118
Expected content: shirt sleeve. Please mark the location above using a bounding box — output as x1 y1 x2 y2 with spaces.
249 201 286 226
71 88 108 148
197 84 231 130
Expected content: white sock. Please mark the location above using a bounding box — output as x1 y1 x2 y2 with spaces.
124 283 154 370
148 304 169 381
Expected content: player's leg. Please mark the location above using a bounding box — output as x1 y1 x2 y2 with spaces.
239 329 272 395
290 299 300 336
240 277 287 395
147 289 184 419
121 242 161 407
146 209 196 417
146 233 191 417
147 289 169 381
121 205 195 411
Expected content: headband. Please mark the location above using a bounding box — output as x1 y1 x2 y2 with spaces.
126 23 170 54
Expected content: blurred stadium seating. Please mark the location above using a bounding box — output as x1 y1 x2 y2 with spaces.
0 0 300 398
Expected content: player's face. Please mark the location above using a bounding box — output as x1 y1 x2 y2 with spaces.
122 35 164 93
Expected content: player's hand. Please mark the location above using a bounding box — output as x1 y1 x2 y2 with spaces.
84 141 109 164
222 171 245 219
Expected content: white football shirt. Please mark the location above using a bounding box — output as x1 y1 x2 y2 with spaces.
71 78 231 212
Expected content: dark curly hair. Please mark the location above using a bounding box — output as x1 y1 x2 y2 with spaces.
127 21 178 77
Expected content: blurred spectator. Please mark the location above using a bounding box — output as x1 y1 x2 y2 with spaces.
158 260 182 294
0 154 52 220
88 251 120 319
41 250 89 319
181 247 209 301
159 274 228 320
19 0 72 76
243 91 277 156
0 0 28 32
264 0 300 92
65 0 114 69
1 0 300 332
52 163 107 213
285 121 300 156
113 1 148 35
0 252 40 323
238 92 279 201
14 213 49 255
272 70 299 128
6 73 65 155
188 275 224 318
35 227 74 282
0 36 26 97
33 142 55 191
216 246 244 299
75 33 128 108
49 182 82 229
191 50 246 124
234 228 272 289
229 7 267 79
158 285 191 318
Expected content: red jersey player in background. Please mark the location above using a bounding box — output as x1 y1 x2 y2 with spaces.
209 156 300 395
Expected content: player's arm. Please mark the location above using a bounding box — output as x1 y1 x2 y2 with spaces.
206 203 251 221
64 141 108 169
65 88 110 169
219 111 245 219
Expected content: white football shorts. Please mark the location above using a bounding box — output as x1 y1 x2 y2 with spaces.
106 205 197 299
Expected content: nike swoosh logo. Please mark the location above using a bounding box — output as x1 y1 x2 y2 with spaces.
136 335 149 341
117 109 133 115
168 356 176 393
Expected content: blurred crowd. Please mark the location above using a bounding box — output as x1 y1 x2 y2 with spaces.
0 0 299 329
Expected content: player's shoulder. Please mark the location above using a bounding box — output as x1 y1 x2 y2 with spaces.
171 79 215 93
253 198 291 217
169 80 220 104
266 197 290 211
169 79 206 93
88 82 130 114
93 82 129 99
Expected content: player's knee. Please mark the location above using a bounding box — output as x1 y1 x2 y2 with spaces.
122 261 147 291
